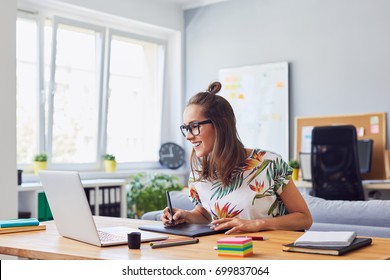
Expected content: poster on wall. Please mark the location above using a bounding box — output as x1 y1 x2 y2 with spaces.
218 62 289 161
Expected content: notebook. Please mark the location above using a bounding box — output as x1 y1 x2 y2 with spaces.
0 218 39 228
283 237 372 256
139 223 228 237
39 170 168 247
293 231 357 247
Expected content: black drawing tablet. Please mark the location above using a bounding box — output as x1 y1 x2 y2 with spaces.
139 223 228 237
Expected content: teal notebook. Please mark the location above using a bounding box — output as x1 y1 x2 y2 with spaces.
0 218 39 228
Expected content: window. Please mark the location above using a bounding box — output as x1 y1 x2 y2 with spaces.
16 16 39 165
16 6 168 172
106 32 164 163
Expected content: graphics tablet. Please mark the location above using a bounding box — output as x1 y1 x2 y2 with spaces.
139 223 228 237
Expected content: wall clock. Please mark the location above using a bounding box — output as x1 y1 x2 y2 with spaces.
159 142 185 169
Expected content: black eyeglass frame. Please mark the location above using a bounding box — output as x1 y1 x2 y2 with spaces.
180 119 213 137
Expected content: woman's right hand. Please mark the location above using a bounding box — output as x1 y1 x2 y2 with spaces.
161 207 188 226
161 205 212 225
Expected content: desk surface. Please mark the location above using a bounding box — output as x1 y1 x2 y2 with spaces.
0 217 389 260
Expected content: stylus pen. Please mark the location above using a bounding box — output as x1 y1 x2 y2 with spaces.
235 236 269 240
166 191 175 225
150 238 199 249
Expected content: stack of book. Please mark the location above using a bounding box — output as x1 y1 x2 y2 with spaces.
283 231 372 256
0 218 46 234
217 237 253 257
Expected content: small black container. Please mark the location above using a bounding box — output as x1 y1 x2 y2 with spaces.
128 232 141 249
17 169 23 185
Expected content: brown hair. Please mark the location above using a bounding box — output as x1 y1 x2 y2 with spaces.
187 81 246 186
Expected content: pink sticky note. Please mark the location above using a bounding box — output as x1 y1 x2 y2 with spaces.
217 237 252 244
370 124 379 134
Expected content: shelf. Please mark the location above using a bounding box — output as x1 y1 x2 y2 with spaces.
18 178 129 220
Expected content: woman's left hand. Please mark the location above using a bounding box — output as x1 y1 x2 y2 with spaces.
211 217 263 235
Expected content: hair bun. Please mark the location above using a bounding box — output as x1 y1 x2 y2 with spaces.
207 81 222 94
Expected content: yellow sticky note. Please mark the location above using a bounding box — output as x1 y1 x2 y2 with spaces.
229 92 236 99
276 81 285 89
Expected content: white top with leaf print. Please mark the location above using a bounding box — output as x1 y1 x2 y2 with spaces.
188 149 292 220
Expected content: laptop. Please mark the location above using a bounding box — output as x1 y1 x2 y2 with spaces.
139 222 228 237
39 170 168 247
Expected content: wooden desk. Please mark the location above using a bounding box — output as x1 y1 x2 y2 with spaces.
0 217 389 260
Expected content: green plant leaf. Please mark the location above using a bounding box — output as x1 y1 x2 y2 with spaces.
33 153 47 162
127 172 183 218
103 154 115 160
288 159 299 168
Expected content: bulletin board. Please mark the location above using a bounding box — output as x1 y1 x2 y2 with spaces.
295 113 387 180
218 62 289 161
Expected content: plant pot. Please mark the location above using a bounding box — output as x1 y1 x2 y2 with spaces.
292 168 299 181
33 161 47 175
136 210 144 219
104 160 117 172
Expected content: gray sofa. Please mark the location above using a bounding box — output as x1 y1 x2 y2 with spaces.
142 191 390 238
303 194 390 238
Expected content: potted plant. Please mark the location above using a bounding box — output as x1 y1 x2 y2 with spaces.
288 159 300 181
103 154 116 172
33 153 48 175
127 173 184 219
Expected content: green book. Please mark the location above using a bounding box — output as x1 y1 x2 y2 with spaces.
0 218 39 228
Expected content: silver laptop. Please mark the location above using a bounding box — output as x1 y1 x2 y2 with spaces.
39 170 168 247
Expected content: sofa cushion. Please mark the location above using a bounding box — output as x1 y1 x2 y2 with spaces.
309 222 390 238
141 210 163 221
302 194 390 227
141 191 194 221
168 191 194 211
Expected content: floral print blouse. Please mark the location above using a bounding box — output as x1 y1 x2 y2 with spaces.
188 148 293 220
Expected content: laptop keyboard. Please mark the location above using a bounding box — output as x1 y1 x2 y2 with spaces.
98 231 127 242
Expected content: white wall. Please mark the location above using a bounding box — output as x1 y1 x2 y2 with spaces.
0 0 17 219
184 0 390 158
57 0 184 31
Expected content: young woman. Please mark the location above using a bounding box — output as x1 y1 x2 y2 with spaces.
161 81 312 234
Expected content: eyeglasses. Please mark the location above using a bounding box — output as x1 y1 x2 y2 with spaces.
180 119 212 137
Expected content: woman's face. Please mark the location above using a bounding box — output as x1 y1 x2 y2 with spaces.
183 104 215 158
